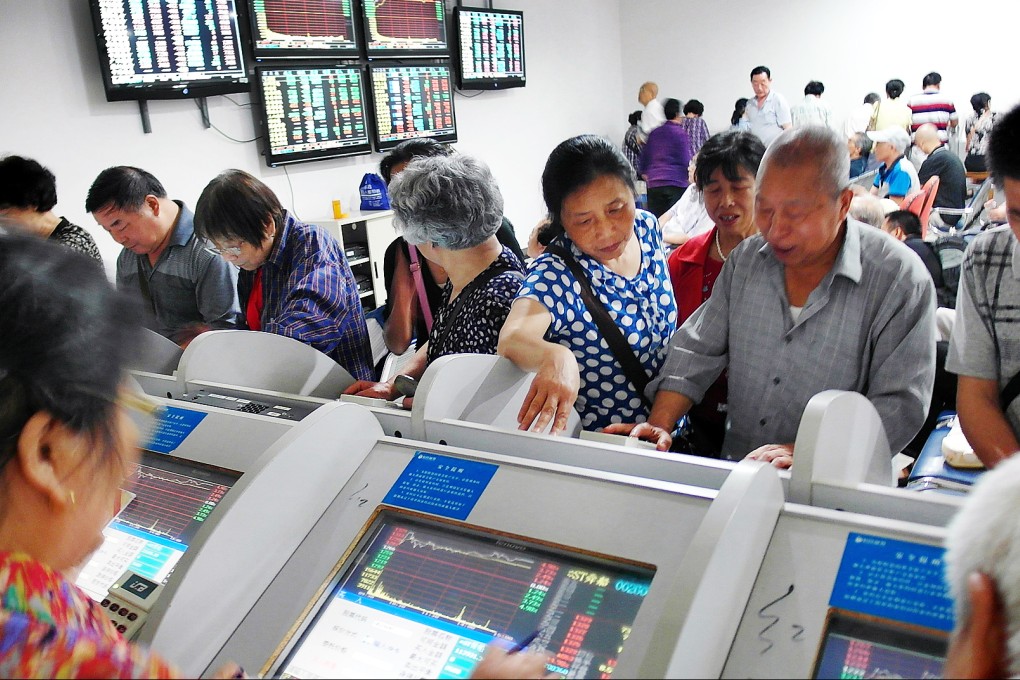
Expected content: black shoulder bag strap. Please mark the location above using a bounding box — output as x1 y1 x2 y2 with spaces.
432 262 522 354
1001 372 1020 411
545 243 652 407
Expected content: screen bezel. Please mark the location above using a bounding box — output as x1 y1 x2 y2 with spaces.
360 0 451 58
87 0 251 102
809 608 948 679
452 6 526 91
263 506 657 678
368 59 458 152
248 0 362 59
255 62 374 167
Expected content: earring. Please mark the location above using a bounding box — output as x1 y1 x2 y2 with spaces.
68 491 76 506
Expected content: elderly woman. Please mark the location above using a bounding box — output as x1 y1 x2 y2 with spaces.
194 170 374 381
346 154 526 400
498 135 678 434
0 233 202 676
665 131 765 453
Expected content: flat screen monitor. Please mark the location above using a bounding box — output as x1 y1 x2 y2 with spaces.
249 0 360 58
452 7 525 90
76 451 242 602
256 64 372 166
811 610 946 679
368 61 457 151
271 510 655 679
361 0 449 57
88 0 250 101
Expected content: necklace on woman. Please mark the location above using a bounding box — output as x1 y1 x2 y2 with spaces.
714 230 728 262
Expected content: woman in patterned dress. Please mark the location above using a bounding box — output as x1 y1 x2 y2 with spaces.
499 135 678 435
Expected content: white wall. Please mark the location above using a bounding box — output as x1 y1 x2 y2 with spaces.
620 0 1020 143
0 0 624 274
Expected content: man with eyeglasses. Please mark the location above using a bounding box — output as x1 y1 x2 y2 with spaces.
86 166 240 345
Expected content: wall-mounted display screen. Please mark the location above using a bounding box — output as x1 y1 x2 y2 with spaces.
76 452 241 601
361 0 449 57
452 6 525 90
368 61 456 151
256 64 372 166
273 512 655 679
249 0 360 58
88 0 249 101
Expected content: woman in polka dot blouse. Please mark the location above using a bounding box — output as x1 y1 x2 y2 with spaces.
498 135 678 433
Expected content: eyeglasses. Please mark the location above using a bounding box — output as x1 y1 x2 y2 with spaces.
117 389 167 444
207 243 243 257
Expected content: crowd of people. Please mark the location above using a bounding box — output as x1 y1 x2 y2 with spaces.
3 59 1020 677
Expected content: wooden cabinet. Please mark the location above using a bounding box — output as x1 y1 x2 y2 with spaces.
311 210 395 312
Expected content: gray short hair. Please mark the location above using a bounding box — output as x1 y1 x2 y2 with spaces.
758 126 850 198
389 154 504 250
945 454 1020 675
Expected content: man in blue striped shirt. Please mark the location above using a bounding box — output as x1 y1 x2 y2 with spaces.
193 170 373 382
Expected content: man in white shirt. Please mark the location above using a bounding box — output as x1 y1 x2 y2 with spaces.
638 81 666 141
745 65 792 146
790 80 833 129
844 92 880 138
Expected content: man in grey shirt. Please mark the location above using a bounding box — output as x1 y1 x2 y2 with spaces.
86 166 240 344
947 103 1020 468
607 126 935 466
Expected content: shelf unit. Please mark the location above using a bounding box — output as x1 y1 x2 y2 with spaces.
311 209 395 312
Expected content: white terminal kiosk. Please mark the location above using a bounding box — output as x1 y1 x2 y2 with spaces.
410 355 965 527
202 436 784 679
77 397 381 650
185 413 955 679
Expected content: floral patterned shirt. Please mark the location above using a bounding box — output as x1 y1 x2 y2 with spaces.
0 552 179 678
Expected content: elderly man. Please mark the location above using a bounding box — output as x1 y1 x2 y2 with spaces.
943 454 1020 678
637 81 665 141
915 123 967 225
745 66 792 146
868 127 920 204
606 126 936 466
947 103 1020 469
86 166 240 344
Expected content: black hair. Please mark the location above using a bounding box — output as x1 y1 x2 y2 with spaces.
750 65 771 80
923 72 942 88
541 135 635 233
731 98 748 126
683 99 705 117
379 138 454 185
885 79 905 99
664 98 682 120
85 166 167 214
971 92 992 116
194 169 285 248
988 103 1020 185
0 156 58 212
536 218 557 247
864 92 881 105
694 131 767 191
804 81 825 97
885 209 923 237
628 110 642 126
0 232 142 472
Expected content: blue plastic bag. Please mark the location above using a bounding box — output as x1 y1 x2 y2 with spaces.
359 173 390 210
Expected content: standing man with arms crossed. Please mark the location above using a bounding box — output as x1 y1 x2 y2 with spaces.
744 66 792 147
86 166 240 345
947 103 1020 468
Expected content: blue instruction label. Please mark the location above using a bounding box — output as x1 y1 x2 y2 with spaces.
144 406 206 454
830 532 954 632
383 451 497 520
